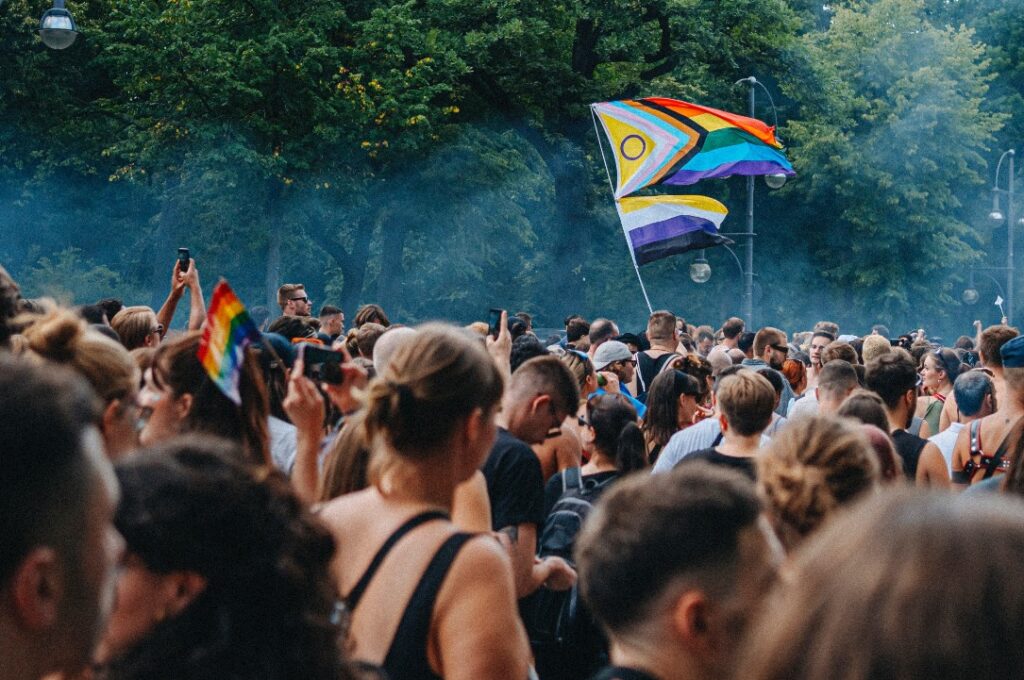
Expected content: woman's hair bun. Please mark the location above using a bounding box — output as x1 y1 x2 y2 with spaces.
24 309 85 364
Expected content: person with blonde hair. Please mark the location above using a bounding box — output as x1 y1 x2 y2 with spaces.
111 305 164 351
737 490 1024 680
680 370 776 480
757 415 879 551
317 324 531 679
22 306 140 458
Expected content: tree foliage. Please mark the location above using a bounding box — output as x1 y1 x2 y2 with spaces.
0 0 1019 336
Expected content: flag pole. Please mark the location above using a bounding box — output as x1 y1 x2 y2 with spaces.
590 105 654 314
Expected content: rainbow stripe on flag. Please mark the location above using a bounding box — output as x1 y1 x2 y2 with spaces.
592 97 794 196
197 281 261 404
616 195 731 265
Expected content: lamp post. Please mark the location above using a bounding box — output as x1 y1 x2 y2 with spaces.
690 245 748 313
39 0 78 49
733 76 788 329
989 149 1016 325
963 267 1009 322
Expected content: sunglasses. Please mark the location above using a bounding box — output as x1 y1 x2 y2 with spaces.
770 344 789 355
290 296 309 303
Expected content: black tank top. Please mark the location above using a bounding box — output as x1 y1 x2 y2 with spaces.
891 429 926 478
345 511 475 680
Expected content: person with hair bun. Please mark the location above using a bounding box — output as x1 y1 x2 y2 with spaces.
917 347 961 438
318 324 530 680
22 306 140 458
138 331 270 466
737 490 1024 680
94 436 355 680
757 415 879 551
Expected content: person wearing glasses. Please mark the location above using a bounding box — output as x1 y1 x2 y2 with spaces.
277 283 312 317
741 327 795 416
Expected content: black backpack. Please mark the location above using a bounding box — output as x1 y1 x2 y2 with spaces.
527 468 617 680
538 467 616 561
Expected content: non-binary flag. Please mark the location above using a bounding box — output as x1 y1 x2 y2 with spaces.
616 195 731 266
196 280 262 404
592 98 795 196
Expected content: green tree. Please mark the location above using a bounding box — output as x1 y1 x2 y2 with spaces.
772 0 1004 329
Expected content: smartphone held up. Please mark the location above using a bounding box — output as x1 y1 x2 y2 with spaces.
298 344 345 385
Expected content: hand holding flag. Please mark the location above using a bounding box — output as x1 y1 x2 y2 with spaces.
196 280 261 404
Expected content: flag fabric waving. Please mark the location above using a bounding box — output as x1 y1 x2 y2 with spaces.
592 97 795 196
196 280 262 404
616 195 731 266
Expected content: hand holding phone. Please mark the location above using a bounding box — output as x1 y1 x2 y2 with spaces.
177 247 190 270
298 344 345 385
488 308 505 339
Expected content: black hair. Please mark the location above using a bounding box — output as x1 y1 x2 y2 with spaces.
587 394 645 473
107 437 354 680
510 334 550 373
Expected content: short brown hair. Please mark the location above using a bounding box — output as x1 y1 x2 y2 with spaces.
753 327 787 358
822 341 858 366
110 305 157 351
353 304 390 328
979 324 1019 368
721 317 745 340
508 355 580 417
577 464 760 636
717 371 775 436
757 415 878 550
355 322 386 359
646 310 677 342
276 283 305 311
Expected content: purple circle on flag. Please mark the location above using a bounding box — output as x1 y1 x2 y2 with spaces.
620 135 646 161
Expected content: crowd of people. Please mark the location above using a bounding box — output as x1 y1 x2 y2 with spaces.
6 257 1024 680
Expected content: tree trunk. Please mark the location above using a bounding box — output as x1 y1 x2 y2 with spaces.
375 211 409 310
338 210 376 316
265 180 283 311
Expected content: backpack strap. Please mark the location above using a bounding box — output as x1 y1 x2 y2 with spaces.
562 466 582 493
345 510 450 611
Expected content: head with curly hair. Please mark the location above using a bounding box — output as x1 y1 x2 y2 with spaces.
97 436 354 680
757 415 879 551
671 353 714 405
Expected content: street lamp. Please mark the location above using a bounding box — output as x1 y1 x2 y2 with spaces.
733 75 786 329
689 252 712 283
988 149 1016 324
39 0 78 49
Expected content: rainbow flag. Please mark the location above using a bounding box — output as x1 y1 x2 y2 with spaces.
616 195 731 265
592 97 795 196
197 281 261 405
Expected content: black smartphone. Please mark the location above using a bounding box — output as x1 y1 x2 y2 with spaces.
177 247 190 270
298 344 345 385
488 308 504 338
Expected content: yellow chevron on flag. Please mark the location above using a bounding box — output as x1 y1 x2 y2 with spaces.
592 100 704 198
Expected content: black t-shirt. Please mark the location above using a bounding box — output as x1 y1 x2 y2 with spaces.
591 666 660 680
482 428 546 531
892 429 926 478
681 447 757 480
543 469 620 519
